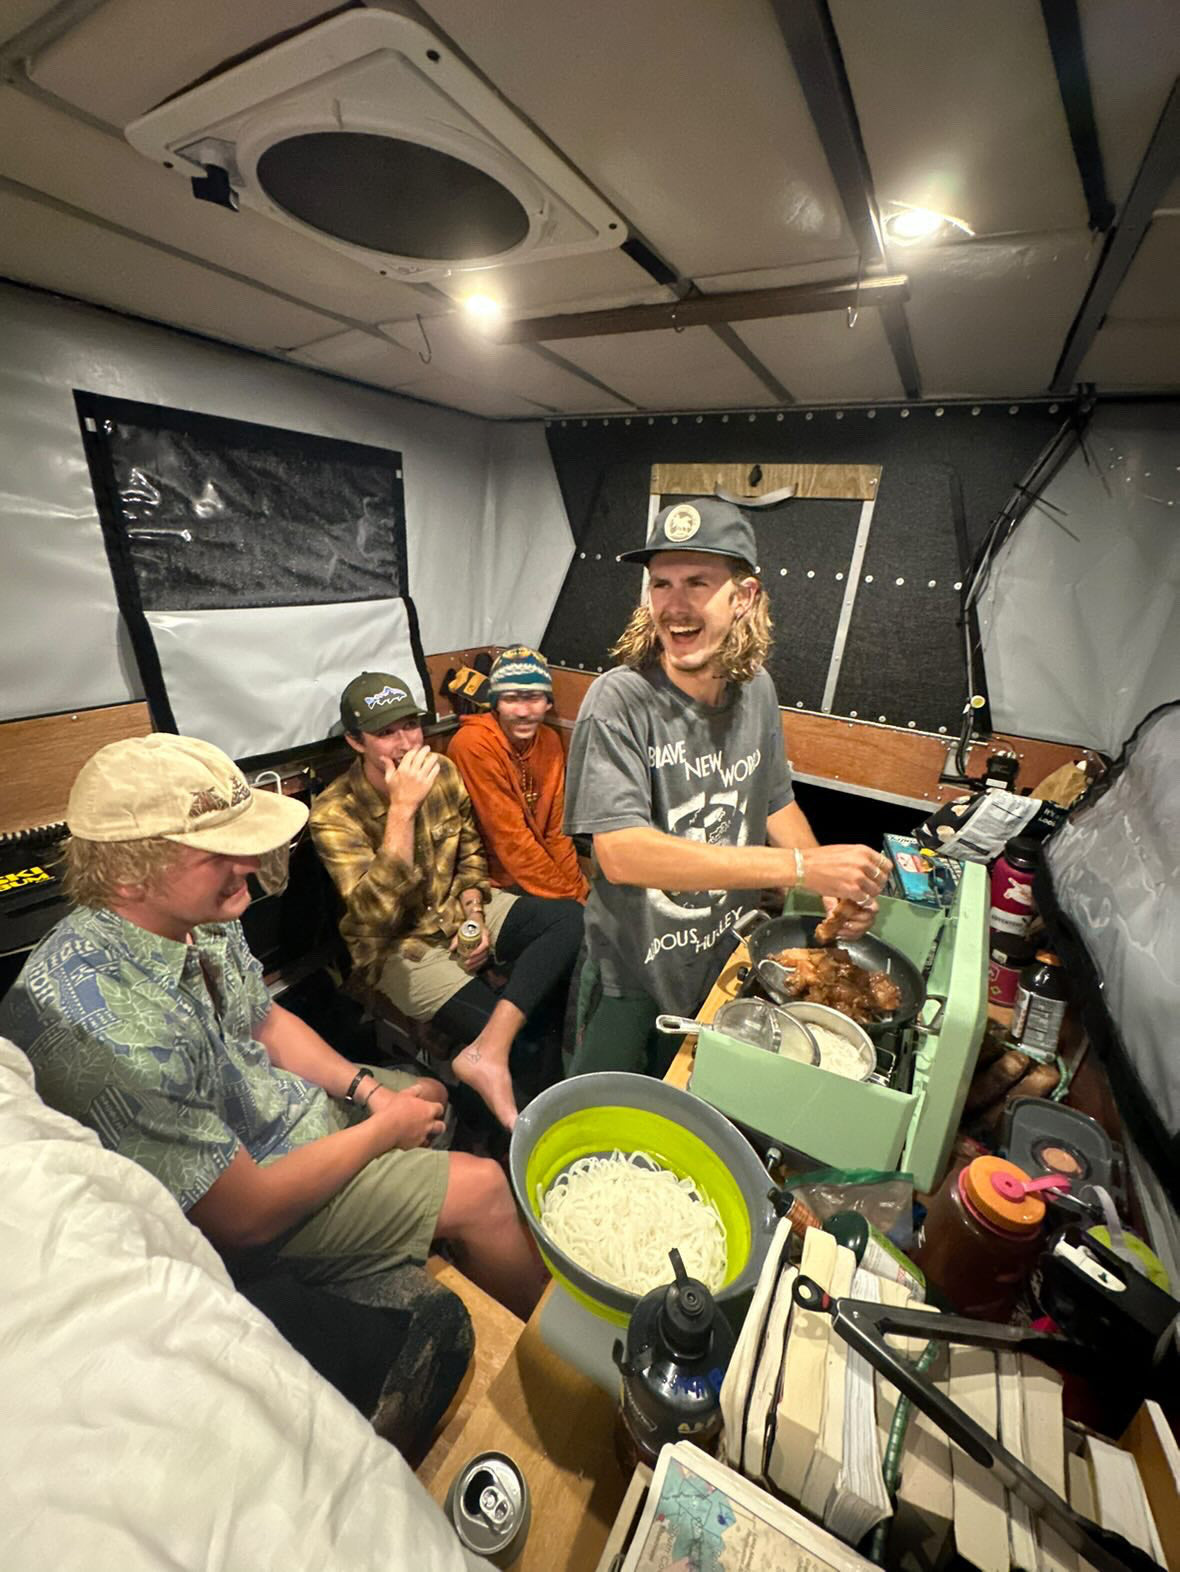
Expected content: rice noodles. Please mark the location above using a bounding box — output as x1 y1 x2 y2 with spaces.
538 1149 727 1295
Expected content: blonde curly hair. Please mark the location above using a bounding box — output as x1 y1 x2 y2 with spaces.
610 557 774 683
63 836 291 908
62 835 185 909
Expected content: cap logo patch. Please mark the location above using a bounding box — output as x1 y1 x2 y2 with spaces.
663 504 701 543
187 775 250 820
364 685 408 710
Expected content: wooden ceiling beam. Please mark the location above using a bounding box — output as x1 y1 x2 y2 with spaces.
490 274 909 345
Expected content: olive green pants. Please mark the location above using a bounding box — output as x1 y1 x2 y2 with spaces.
276 1068 450 1281
568 957 679 1079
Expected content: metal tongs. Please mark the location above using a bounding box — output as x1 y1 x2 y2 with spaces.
792 1276 1164 1572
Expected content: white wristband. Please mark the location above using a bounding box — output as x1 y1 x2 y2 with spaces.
793 846 806 888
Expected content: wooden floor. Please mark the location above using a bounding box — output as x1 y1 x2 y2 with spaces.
414 979 727 1566
418 1258 525 1493
423 1285 627 1572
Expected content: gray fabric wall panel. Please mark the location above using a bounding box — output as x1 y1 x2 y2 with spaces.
978 403 1180 753
146 599 422 762
0 284 572 729
832 466 969 731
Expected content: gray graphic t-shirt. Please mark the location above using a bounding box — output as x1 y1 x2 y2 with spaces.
564 664 794 1011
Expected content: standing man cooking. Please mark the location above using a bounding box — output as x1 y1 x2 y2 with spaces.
563 497 890 1077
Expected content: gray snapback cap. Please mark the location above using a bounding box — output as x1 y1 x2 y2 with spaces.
619 497 758 571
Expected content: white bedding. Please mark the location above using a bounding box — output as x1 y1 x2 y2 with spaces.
0 1036 488 1570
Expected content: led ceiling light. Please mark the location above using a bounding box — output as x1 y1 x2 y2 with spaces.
461 294 504 325
884 203 974 246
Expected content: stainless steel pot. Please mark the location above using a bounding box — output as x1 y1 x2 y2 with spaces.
779 1001 876 1081
655 998 820 1065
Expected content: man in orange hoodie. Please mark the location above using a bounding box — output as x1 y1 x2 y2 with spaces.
449 646 589 904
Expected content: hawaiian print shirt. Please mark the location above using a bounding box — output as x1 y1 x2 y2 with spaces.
0 906 342 1210
310 755 491 988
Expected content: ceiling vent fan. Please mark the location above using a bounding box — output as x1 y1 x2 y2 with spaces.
125 7 626 280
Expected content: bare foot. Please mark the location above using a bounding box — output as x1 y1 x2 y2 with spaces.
452 1044 518 1131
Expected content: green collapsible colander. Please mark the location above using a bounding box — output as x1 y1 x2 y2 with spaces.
508 1071 776 1326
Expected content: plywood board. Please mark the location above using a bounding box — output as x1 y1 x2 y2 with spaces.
652 461 882 501
0 702 152 835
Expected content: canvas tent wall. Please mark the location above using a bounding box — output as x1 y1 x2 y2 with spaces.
0 282 573 757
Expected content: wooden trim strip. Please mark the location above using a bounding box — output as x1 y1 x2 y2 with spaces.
548 666 1092 806
493 274 909 344
651 461 881 502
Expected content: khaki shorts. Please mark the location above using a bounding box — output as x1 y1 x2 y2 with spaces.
375 888 518 1020
277 1067 450 1281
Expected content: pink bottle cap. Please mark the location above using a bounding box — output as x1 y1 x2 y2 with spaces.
989 1171 1071 1203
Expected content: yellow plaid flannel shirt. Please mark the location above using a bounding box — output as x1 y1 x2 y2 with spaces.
309 755 491 989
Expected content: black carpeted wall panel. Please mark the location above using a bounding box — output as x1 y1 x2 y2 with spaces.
832 465 968 732
542 403 1065 733
735 495 862 712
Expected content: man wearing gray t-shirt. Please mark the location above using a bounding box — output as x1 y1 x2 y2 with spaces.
564 497 890 1076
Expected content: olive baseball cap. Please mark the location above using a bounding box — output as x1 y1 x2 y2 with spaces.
619 497 758 572
67 734 308 852
340 671 423 734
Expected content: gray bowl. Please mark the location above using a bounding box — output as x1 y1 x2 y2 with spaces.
508 1071 776 1325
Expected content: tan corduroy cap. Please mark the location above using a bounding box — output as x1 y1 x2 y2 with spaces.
67 734 308 853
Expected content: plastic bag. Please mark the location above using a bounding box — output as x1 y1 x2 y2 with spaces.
788 1168 916 1251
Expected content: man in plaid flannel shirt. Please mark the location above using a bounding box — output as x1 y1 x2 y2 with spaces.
311 671 582 1130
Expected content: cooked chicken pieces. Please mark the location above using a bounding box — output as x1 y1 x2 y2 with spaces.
813 898 859 946
769 946 901 1023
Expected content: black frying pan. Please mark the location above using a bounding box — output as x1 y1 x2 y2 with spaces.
734 910 926 1041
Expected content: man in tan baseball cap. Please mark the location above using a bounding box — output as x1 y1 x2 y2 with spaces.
68 731 308 852
0 732 546 1335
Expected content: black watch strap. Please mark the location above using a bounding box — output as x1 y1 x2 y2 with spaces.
344 1066 377 1104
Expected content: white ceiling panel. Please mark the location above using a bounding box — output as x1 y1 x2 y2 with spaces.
381 370 554 420
379 317 632 412
1078 321 1180 389
1101 218 1180 320
293 317 630 412
289 330 425 388
831 0 1087 241
1080 0 1180 207
904 230 1098 397
735 311 905 405
290 324 612 416
0 188 335 350
420 0 854 278
433 248 674 315
0 87 434 324
27 0 331 125
554 326 777 411
0 0 64 48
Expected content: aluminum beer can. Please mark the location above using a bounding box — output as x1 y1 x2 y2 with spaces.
456 918 483 958
445 1451 530 1567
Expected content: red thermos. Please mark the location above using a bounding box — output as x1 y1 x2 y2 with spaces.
987 836 1040 1006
